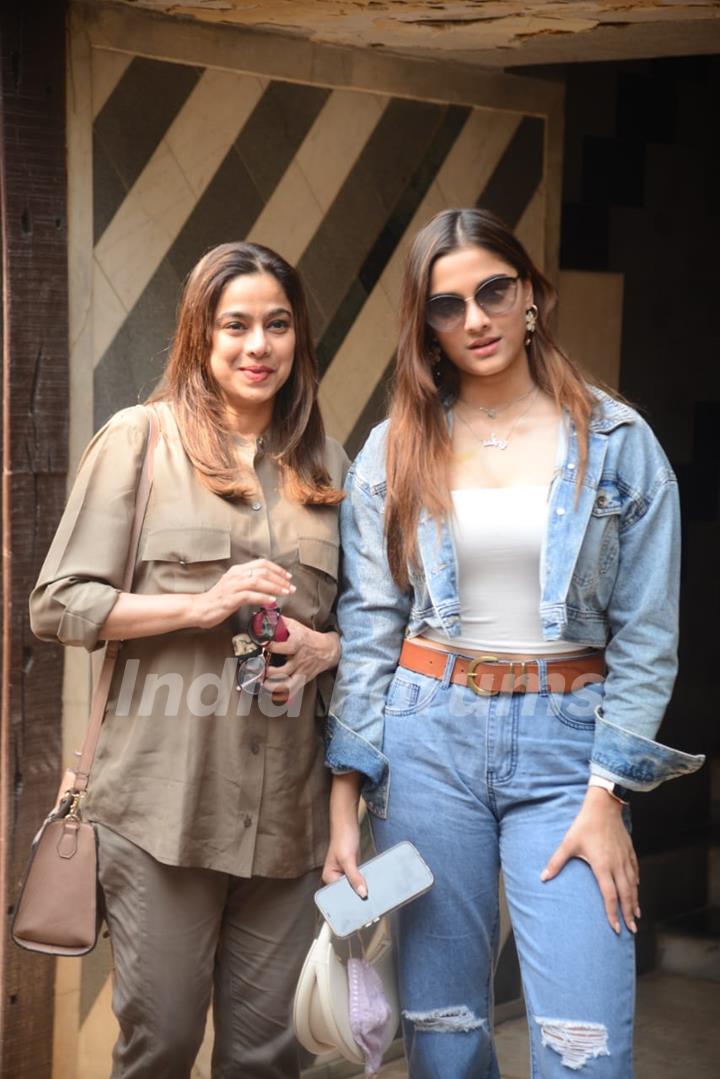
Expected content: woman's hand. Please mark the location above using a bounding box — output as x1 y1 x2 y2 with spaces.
263 618 340 699
194 559 294 630
100 560 293 641
322 773 367 897
540 786 640 935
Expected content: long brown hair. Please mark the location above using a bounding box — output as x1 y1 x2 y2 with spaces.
150 242 342 505
385 208 595 588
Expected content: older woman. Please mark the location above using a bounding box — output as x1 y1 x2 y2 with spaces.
31 242 347 1078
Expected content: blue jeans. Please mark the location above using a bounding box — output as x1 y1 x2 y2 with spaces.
371 655 635 1079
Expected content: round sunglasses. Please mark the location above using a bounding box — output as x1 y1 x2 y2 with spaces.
232 606 289 694
425 274 520 333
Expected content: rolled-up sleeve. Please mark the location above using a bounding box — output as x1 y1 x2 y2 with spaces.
590 464 704 788
30 407 150 651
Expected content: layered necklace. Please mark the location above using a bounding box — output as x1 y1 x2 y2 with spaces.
459 385 536 419
454 387 539 451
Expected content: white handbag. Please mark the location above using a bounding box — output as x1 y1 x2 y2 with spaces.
293 916 399 1065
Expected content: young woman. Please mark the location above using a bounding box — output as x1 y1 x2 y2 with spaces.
31 242 347 1078
323 209 703 1078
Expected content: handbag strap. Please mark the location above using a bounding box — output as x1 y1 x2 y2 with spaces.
71 406 159 794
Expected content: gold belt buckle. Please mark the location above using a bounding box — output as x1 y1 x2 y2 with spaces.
467 655 500 697
466 656 529 697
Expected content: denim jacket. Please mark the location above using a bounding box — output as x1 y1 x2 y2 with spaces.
326 390 704 817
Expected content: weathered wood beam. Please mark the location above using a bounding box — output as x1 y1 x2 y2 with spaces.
1 1 69 1075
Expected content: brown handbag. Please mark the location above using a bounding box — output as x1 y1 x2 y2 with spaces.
12 409 159 956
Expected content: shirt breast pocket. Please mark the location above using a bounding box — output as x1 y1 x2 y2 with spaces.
296 536 339 627
140 528 231 592
572 485 622 602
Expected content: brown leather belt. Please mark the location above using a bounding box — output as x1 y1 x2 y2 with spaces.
399 639 605 697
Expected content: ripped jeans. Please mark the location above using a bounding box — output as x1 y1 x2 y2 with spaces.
371 656 635 1078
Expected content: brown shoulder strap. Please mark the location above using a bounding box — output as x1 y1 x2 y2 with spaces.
72 407 159 793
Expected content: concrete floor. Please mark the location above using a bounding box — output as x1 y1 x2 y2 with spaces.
368 973 720 1079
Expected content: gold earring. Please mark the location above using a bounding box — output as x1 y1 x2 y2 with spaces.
525 304 539 346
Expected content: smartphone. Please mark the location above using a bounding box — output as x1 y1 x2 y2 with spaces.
314 841 434 938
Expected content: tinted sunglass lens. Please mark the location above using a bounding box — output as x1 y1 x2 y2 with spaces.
475 276 517 316
426 296 465 332
250 607 279 644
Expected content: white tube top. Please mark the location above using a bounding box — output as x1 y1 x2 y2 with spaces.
423 485 589 655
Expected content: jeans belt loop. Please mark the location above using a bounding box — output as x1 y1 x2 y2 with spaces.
440 651 455 689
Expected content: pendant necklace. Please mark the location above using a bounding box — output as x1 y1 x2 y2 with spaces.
458 385 536 420
455 387 539 451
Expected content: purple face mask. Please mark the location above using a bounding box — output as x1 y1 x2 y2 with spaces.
347 956 393 1076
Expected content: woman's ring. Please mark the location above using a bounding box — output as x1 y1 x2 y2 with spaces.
247 568 255 580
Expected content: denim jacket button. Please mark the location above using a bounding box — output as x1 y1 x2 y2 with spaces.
596 493 608 508
556 507 566 516
568 461 576 470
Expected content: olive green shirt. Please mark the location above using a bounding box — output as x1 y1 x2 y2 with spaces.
30 403 348 878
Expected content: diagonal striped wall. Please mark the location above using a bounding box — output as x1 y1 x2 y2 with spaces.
91 55 547 454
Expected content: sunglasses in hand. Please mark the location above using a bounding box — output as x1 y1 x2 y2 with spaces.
232 606 289 694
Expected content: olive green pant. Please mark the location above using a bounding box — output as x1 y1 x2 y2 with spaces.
97 824 319 1079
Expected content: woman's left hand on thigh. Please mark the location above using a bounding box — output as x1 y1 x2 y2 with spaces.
540 787 640 935
263 619 340 699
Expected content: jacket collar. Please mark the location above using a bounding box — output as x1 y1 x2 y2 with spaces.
587 389 636 434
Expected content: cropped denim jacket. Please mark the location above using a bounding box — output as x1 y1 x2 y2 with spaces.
325 390 704 817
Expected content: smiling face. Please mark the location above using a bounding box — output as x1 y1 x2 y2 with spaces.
428 244 533 387
209 272 295 424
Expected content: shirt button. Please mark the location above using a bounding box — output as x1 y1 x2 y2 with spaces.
251 501 262 511
567 462 576 471
556 507 566 516
243 815 253 828
250 742 260 755
257 437 264 450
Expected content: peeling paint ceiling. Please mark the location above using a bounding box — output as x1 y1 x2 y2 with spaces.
95 1 720 66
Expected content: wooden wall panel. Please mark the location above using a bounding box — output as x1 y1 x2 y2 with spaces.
1 2 69 1075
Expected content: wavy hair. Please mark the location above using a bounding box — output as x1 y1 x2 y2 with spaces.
385 208 595 587
150 241 342 505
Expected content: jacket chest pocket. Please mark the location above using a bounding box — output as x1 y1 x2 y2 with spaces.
295 536 339 628
572 485 622 598
140 528 231 592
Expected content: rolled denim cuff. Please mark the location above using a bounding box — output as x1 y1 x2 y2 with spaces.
590 711 705 792
324 713 389 818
